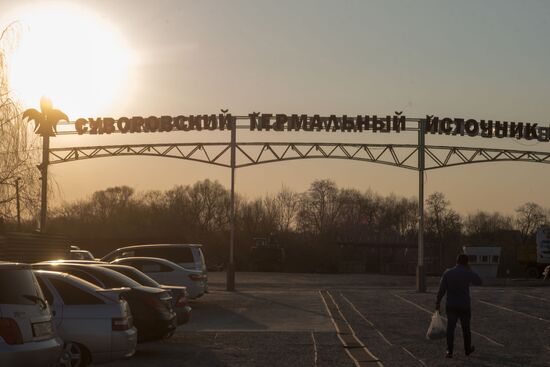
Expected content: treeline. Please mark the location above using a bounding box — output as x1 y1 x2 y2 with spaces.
0 24 41 223
27 179 547 273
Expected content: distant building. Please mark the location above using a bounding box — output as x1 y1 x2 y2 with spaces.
463 246 501 278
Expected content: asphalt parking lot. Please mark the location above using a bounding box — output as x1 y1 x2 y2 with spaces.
103 272 550 367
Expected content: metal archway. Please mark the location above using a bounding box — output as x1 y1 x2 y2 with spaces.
48 142 550 170
29 111 550 293
46 139 550 292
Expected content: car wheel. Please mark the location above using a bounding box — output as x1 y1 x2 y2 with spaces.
62 342 91 367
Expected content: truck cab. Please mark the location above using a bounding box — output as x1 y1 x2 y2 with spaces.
250 234 285 272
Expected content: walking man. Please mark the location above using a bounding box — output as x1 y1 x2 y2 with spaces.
436 254 482 358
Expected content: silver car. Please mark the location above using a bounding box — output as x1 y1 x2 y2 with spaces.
0 262 63 367
34 270 137 367
102 244 208 290
111 257 207 299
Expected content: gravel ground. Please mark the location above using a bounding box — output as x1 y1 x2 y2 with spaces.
101 272 550 367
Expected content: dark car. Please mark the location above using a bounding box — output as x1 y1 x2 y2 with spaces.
41 260 191 325
32 263 176 342
96 263 191 325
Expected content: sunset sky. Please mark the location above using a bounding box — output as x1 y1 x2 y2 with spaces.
1 0 550 214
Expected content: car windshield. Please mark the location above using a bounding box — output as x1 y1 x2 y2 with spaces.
136 246 195 263
59 265 142 289
78 251 94 260
106 266 160 287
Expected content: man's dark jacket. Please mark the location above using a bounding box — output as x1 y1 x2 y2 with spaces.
436 265 482 309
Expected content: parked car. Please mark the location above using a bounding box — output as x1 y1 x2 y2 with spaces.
0 262 63 367
41 260 191 324
42 260 103 265
96 263 192 325
101 244 207 278
33 270 137 367
69 250 95 261
32 263 176 342
111 257 206 299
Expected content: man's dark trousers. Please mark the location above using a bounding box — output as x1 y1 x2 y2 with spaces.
446 306 471 354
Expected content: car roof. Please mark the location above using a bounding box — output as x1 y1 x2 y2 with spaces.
113 257 201 273
116 243 203 250
113 256 178 266
33 262 120 275
98 263 137 270
0 261 31 270
43 260 105 264
34 262 148 287
33 269 68 278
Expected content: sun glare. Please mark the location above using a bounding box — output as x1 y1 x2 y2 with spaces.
5 3 134 118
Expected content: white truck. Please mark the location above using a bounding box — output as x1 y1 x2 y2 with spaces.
520 227 550 278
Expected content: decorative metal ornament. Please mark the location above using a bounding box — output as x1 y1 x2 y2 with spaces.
23 97 69 137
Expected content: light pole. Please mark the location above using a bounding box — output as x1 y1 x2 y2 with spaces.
0 179 21 229
227 119 236 291
417 118 426 293
15 177 20 229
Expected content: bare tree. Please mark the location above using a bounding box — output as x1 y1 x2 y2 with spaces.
276 187 299 232
464 211 512 236
378 194 418 238
91 186 135 220
0 24 40 225
515 202 548 243
426 192 462 240
240 198 271 235
297 179 341 235
426 192 462 269
188 179 230 231
261 186 300 233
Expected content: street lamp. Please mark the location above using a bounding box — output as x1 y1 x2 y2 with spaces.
15 177 20 229
0 178 22 229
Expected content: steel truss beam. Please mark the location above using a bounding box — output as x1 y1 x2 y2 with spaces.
48 142 550 170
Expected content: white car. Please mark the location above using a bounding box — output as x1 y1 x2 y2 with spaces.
111 257 207 299
69 250 95 261
34 270 137 367
0 262 62 367
102 243 207 275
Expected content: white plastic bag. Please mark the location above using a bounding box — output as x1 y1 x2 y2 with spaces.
426 311 446 340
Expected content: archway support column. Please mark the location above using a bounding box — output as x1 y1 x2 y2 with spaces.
416 119 426 292
40 135 49 233
227 124 236 291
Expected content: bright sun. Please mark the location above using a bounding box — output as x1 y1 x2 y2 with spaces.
5 3 134 118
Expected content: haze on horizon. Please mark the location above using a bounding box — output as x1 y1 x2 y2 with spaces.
1 0 550 215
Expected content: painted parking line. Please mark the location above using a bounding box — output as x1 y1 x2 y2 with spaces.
340 293 428 367
319 290 383 367
478 299 550 323
401 347 428 367
518 293 550 303
339 293 392 346
310 331 318 367
392 293 505 347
